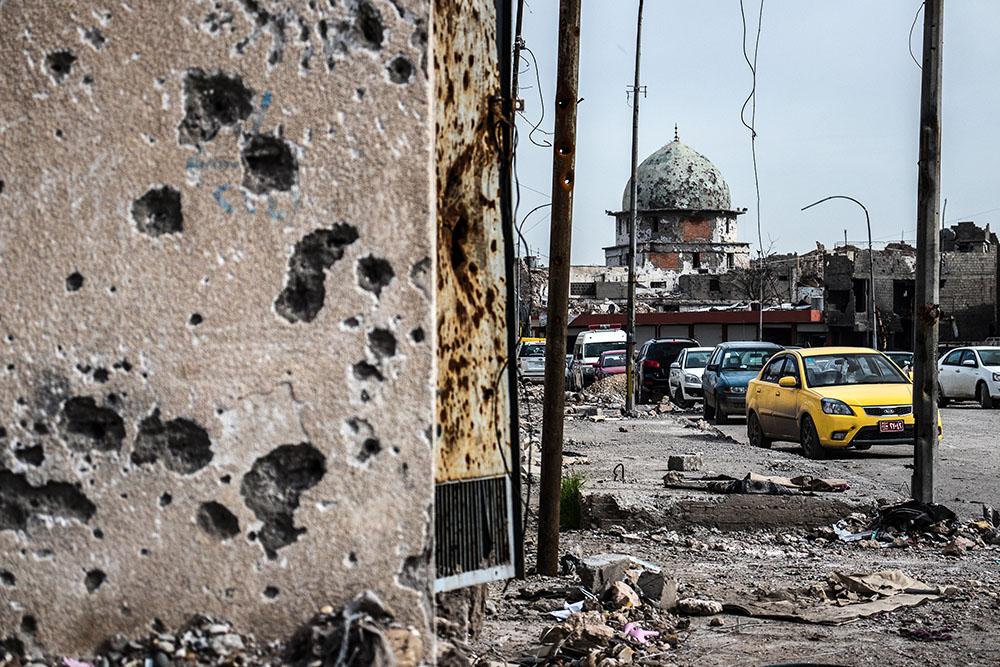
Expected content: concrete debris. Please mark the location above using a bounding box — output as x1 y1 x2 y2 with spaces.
667 452 703 472
634 571 678 610
576 554 631 596
603 580 641 609
677 598 723 616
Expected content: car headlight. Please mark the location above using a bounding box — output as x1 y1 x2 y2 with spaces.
726 386 746 394
992 372 1000 382
684 373 699 383
821 398 853 415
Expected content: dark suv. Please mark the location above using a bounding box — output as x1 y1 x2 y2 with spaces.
635 337 699 404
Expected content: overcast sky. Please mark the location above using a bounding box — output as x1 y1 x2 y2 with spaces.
513 1 1000 266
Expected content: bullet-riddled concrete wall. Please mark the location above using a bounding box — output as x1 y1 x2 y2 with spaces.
0 0 433 654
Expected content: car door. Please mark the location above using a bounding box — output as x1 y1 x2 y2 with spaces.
956 349 980 398
753 355 785 434
772 356 802 440
703 347 722 406
939 349 962 396
669 349 686 391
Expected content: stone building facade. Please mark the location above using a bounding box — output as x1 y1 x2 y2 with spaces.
0 0 436 655
604 131 751 290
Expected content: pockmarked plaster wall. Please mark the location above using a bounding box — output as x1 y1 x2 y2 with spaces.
0 0 433 654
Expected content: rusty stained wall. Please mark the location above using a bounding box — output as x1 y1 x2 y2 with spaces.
433 0 510 481
0 0 433 655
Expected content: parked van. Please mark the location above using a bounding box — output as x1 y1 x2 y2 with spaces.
517 337 546 381
570 326 627 390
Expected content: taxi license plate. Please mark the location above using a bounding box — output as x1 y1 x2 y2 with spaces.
879 419 904 433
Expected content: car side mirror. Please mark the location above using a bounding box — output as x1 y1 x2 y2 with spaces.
670 362 680 369
778 376 798 388
962 359 977 367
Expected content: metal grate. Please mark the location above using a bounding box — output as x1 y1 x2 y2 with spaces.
435 476 514 591
863 405 913 417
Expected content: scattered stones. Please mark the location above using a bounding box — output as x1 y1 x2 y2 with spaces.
604 580 641 609
575 553 631 596
635 570 678 610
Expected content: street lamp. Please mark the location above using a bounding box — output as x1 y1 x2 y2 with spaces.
801 195 878 350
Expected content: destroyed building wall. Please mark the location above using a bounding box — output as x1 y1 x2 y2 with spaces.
0 0 433 655
940 245 999 341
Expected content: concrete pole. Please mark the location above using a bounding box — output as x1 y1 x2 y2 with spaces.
624 0 644 414
912 0 944 504
536 0 581 576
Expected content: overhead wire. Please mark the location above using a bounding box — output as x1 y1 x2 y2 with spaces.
909 2 925 70
520 46 553 147
739 0 765 335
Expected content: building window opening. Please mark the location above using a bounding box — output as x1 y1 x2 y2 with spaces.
829 289 850 312
726 253 735 269
852 278 868 313
709 278 721 292
692 252 701 269
652 219 659 234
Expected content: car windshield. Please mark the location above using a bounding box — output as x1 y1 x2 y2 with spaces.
978 350 1000 366
803 353 908 387
584 341 625 358
684 351 710 369
601 353 626 367
719 348 774 372
647 342 695 364
519 343 545 358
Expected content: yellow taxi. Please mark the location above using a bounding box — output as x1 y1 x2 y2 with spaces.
746 347 941 459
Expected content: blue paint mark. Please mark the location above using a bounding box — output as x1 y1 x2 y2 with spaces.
213 185 234 214
267 196 285 221
260 91 273 111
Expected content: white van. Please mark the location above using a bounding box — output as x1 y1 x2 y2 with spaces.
571 326 627 390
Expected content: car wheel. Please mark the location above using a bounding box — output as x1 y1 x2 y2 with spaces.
936 384 949 408
673 386 688 409
977 382 995 409
747 412 771 449
714 394 729 425
800 414 828 460
702 397 716 421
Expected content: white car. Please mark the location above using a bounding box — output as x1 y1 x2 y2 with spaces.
937 346 1000 408
667 347 713 407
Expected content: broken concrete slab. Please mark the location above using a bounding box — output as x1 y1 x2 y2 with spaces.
667 452 703 472
576 553 631 595
635 570 678 610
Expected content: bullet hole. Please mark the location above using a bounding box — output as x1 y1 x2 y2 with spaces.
196 501 240 540
54 129 64 139
240 443 326 559
84 569 106 592
275 224 360 323
139 548 150 556
387 56 413 84
76 364 92 375
131 410 213 474
59 396 125 452
241 134 297 194
92 368 110 383
14 445 44 467
81 26 106 50
0 468 96 531
347 551 358 564
66 272 85 291
0 179 4 195
46 50 77 83
352 361 383 381
20 615 37 636
32 422 49 435
220 474 231 485
343 316 360 328
159 492 172 507
114 359 133 372
131 185 183 236
360 390 370 402
410 327 425 343
355 0 384 49
358 437 381 462
108 286 117 293
189 313 203 326
0 427 5 439
0 570 14 586
82 74 94 85
93 528 104 539
178 69 255 146
105 393 120 405
357 255 394 298
367 328 396 359
263 585 279 599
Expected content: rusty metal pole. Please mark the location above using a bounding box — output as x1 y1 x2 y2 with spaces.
536 0 581 576
624 0 644 415
912 0 944 504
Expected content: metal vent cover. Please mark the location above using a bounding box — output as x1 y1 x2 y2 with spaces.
434 475 515 592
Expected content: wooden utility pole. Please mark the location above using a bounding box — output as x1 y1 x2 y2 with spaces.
536 0 581 576
912 0 943 504
624 0 644 414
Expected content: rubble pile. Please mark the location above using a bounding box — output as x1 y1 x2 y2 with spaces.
0 592 422 667
582 375 628 405
815 500 1000 554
